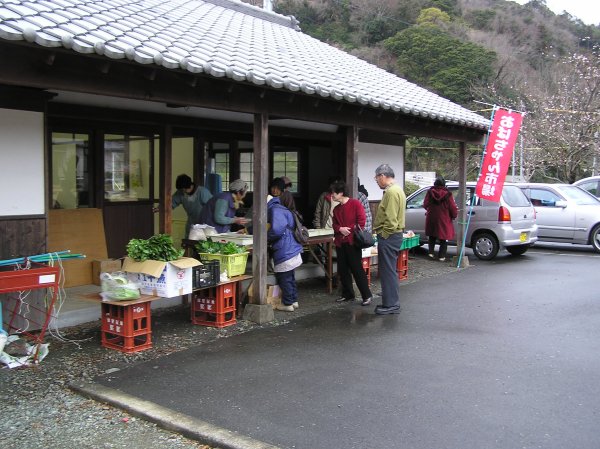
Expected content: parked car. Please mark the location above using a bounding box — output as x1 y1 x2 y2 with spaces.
573 176 600 199
405 182 538 260
516 183 600 252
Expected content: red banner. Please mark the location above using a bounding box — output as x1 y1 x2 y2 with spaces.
475 108 523 202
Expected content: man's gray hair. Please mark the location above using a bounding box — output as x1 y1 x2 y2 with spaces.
375 164 395 178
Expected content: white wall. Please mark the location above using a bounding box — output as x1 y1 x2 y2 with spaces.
0 108 45 216
357 142 404 200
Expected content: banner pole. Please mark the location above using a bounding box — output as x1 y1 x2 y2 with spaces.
456 105 499 268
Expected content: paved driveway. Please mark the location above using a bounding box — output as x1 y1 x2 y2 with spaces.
89 249 600 449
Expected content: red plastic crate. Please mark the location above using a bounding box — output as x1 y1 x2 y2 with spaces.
397 250 409 280
362 257 371 287
100 301 152 353
191 283 237 327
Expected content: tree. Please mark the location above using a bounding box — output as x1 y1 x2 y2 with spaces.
518 51 600 182
384 23 497 104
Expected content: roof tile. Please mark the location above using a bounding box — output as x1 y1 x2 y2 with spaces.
0 0 489 129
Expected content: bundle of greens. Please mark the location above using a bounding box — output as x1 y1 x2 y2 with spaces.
126 234 184 262
196 239 245 255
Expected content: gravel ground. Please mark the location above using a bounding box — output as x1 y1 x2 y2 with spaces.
0 252 458 449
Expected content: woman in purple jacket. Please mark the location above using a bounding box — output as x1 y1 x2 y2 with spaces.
424 177 458 261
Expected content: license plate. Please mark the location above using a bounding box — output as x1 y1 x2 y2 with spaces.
519 232 527 242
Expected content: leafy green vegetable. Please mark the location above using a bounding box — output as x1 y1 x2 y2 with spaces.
126 234 184 262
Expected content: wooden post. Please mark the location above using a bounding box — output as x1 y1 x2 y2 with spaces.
456 141 469 267
243 112 274 323
345 126 358 198
159 125 173 235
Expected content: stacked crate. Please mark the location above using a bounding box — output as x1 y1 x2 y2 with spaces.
362 257 371 287
191 282 237 328
397 250 409 280
101 301 152 353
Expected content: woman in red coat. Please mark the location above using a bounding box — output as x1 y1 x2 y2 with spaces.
424 177 458 261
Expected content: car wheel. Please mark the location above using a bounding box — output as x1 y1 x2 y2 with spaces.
506 245 530 256
590 224 600 253
472 232 499 260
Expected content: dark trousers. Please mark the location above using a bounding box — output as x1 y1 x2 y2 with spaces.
428 237 448 258
275 269 298 305
377 232 403 308
337 243 372 300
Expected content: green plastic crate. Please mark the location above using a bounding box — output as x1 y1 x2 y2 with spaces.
198 252 249 277
400 234 420 250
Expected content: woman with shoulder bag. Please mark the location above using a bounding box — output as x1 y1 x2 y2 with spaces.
424 176 458 261
331 180 373 306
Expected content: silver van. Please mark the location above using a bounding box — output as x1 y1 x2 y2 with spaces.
405 182 538 260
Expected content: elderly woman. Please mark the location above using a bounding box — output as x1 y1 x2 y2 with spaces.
331 180 373 306
198 179 249 233
268 190 303 312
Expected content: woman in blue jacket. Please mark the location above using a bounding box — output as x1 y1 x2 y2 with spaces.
268 194 303 312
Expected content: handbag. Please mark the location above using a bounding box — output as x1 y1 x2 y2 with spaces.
353 225 374 249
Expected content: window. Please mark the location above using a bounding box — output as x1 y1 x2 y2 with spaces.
51 132 90 209
273 150 298 193
214 152 230 191
529 188 560 207
239 152 254 191
104 134 152 202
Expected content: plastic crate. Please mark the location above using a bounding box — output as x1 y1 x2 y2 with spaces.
191 283 237 328
362 257 371 287
192 260 219 289
400 235 420 250
397 250 409 280
198 252 249 277
100 301 152 353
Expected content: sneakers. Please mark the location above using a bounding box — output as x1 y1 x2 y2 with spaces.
428 253 435 259
335 297 355 303
292 302 299 309
276 304 294 312
361 297 372 306
439 257 446 262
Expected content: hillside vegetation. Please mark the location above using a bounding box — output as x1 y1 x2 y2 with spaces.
266 0 600 183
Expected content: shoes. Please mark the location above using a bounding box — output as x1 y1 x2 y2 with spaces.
439 257 446 262
361 297 372 306
375 305 401 315
336 296 355 303
428 253 435 259
292 302 299 309
276 304 295 312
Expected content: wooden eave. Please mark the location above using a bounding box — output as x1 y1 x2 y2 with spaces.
0 42 485 144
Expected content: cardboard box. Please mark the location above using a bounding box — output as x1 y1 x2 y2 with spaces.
122 257 201 298
247 282 282 309
266 284 282 309
91 259 123 286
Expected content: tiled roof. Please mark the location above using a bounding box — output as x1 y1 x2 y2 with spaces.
0 0 490 130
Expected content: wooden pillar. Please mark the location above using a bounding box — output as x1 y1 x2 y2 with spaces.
345 126 358 197
456 141 469 267
243 112 274 323
159 125 173 235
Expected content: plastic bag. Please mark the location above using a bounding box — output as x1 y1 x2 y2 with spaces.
100 271 140 301
188 224 217 240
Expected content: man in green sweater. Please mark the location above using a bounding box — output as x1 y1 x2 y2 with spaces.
373 164 406 315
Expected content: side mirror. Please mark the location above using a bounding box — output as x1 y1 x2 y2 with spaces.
554 200 568 208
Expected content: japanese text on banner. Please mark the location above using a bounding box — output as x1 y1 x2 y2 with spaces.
475 108 523 202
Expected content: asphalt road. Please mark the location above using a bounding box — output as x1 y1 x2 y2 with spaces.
91 246 600 449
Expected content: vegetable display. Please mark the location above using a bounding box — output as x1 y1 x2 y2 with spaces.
126 234 184 262
196 240 245 255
